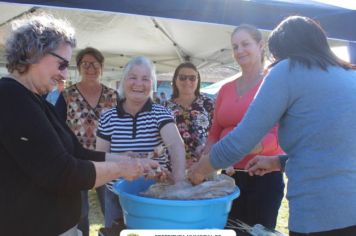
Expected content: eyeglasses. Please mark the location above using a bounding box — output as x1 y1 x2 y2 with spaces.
177 75 197 82
79 61 101 70
49 52 69 71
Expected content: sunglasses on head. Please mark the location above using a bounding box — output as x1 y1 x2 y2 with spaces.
177 75 197 82
49 52 69 71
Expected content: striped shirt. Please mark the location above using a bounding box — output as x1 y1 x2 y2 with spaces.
97 99 175 191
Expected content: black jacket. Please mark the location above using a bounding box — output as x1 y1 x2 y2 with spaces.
0 77 105 236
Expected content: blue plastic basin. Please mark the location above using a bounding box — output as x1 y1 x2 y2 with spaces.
113 177 240 229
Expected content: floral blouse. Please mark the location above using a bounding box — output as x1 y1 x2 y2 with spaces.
166 94 214 167
62 84 118 150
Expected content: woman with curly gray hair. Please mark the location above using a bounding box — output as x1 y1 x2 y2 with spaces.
0 14 159 236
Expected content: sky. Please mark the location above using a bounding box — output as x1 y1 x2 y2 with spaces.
313 0 356 10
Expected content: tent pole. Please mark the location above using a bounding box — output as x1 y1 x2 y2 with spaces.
151 18 188 62
0 7 39 27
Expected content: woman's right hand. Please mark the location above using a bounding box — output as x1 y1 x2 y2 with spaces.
117 157 160 181
93 157 161 188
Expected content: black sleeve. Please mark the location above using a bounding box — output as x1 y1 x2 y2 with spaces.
52 92 105 162
54 93 67 122
0 87 97 193
72 133 106 162
47 101 106 162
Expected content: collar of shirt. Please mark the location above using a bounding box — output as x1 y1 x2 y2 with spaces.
116 98 153 117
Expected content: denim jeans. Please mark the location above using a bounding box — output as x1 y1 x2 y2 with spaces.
104 186 123 228
78 186 106 236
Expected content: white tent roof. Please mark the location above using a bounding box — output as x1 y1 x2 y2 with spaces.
0 1 351 88
0 2 241 86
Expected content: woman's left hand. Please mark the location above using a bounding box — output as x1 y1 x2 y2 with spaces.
245 155 281 176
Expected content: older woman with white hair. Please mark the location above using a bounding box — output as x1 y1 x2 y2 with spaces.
96 56 186 229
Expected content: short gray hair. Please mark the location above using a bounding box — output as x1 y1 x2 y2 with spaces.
118 56 156 100
5 14 76 74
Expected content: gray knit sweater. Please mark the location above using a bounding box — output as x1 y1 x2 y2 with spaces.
210 59 356 233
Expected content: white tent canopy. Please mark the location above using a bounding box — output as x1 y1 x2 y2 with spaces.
0 1 352 89
0 2 242 87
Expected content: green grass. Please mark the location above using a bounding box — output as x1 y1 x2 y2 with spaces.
88 190 104 236
88 176 289 236
276 185 289 235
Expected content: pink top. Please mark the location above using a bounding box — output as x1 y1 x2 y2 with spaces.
208 79 284 169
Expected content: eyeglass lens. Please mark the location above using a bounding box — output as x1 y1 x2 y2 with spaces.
49 52 69 71
178 75 197 82
80 61 101 69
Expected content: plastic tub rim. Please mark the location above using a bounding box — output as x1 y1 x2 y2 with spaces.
113 179 240 206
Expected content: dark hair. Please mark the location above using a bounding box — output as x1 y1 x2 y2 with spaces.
268 16 351 70
171 62 201 99
231 24 265 64
75 47 104 68
5 14 76 74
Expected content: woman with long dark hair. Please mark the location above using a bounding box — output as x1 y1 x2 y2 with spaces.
189 16 356 235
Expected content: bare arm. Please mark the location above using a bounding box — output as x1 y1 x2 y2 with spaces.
202 138 217 155
96 136 118 161
160 123 186 183
188 153 216 185
96 136 111 152
93 137 160 188
92 157 158 188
